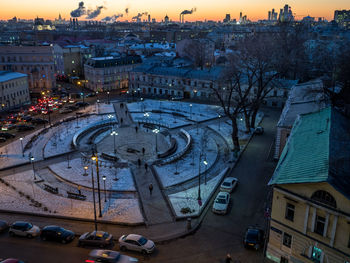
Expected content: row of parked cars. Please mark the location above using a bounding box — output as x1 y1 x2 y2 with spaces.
0 220 155 263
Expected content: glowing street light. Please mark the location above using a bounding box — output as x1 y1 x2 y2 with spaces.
110 131 118 154
189 104 193 120
20 137 24 157
218 115 221 130
102 175 107 202
30 156 36 180
153 128 160 153
83 165 88 176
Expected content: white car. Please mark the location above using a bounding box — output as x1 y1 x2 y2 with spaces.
118 234 155 254
220 177 238 193
212 192 230 214
9 221 40 238
87 249 138 263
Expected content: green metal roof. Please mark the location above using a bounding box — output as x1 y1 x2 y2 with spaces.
269 107 331 185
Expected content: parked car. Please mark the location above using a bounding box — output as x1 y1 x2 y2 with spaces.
86 249 138 263
118 234 155 254
220 177 238 193
59 108 73 114
9 221 40 238
67 105 78 111
212 192 230 214
0 259 25 263
31 118 48 125
243 226 264 250
75 102 89 108
0 133 15 139
254 126 264 135
0 137 6 143
40 225 75 244
0 220 9 233
16 125 35 132
78 231 113 248
21 116 33 122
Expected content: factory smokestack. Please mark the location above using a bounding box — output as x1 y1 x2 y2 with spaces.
179 7 196 23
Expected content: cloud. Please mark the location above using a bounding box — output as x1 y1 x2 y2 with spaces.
70 1 86 17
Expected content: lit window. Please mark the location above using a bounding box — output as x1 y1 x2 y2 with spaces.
72 60 75 64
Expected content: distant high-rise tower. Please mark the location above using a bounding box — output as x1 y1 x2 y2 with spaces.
148 14 151 22
223 14 231 23
164 14 169 24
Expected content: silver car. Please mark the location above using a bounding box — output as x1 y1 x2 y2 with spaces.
119 234 155 254
9 221 40 238
212 192 230 214
220 177 238 193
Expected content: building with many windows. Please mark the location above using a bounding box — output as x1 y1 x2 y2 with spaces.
267 107 350 263
0 71 30 111
84 55 141 92
0 45 56 96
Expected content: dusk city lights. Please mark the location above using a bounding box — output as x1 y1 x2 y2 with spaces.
0 0 349 262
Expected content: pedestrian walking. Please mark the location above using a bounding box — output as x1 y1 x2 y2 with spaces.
144 163 148 171
135 126 138 133
137 158 141 167
120 103 123 108
77 185 81 195
148 183 153 196
142 147 145 155
125 110 128 115
120 118 123 125
225 253 232 263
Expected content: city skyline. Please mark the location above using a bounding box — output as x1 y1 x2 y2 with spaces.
0 0 349 22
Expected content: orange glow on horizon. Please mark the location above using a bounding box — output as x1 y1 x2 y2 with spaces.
0 0 348 22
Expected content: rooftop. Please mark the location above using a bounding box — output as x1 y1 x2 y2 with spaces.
0 71 27 82
269 107 350 199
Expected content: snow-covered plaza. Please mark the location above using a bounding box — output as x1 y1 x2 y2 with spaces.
0 99 263 225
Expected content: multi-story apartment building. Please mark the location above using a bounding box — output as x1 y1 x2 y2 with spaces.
0 45 56 96
274 79 327 160
0 71 30 111
84 55 142 92
267 107 350 263
129 64 223 100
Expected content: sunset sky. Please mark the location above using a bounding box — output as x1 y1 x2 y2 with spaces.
0 0 348 22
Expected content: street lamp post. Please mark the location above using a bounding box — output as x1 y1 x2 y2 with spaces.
20 137 24 157
89 165 98 231
30 156 36 180
83 165 88 176
197 153 202 202
153 128 159 153
110 131 118 154
203 159 208 185
107 91 110 104
218 115 221 130
92 154 102 217
102 175 107 202
189 104 192 120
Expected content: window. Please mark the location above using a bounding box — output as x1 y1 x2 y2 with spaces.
282 232 292 248
285 203 295 221
281 257 288 263
311 246 322 263
314 215 325 235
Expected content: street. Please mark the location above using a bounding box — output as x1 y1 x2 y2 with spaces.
0 107 280 263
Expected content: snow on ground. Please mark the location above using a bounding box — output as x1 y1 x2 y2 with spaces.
0 127 44 168
208 112 264 149
168 168 228 217
154 128 218 188
1 170 142 223
96 103 115 114
131 112 190 129
49 158 136 191
127 100 221 122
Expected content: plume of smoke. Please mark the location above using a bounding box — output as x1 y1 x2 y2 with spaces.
86 6 104 19
70 1 86 17
125 8 129 14
180 7 197 15
132 12 148 20
102 13 123 22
